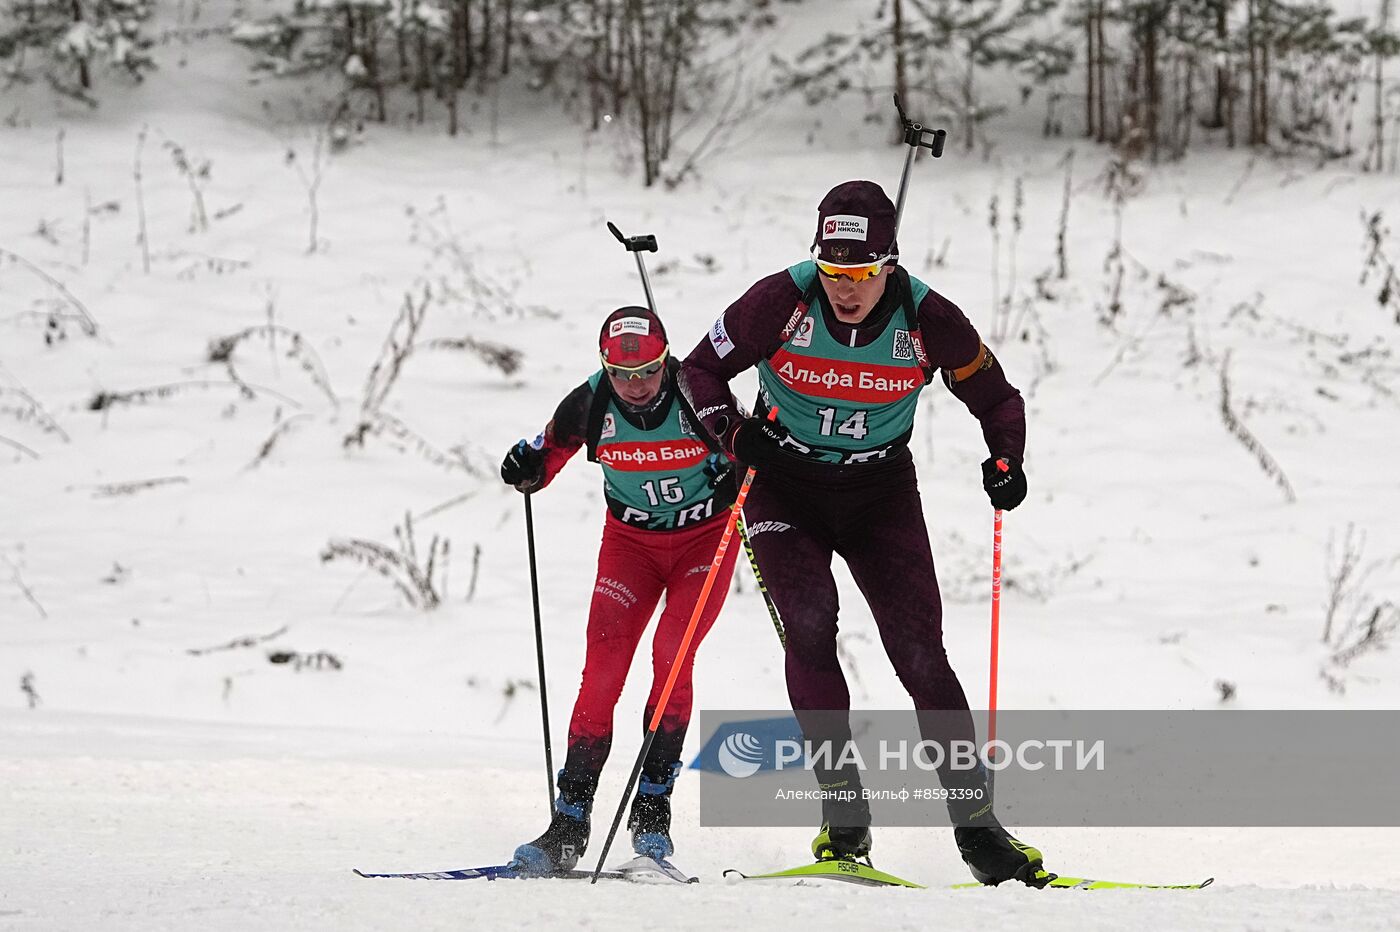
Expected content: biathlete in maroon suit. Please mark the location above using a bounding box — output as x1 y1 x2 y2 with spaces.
679 180 1045 886
500 306 740 874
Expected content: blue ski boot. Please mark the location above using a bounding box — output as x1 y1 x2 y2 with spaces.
511 779 592 874
628 762 680 861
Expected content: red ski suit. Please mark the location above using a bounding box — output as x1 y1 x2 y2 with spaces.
527 377 738 789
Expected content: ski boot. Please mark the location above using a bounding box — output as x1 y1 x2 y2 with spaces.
811 823 873 863
954 821 1048 887
510 782 592 875
810 768 873 864
628 763 680 861
942 761 1048 886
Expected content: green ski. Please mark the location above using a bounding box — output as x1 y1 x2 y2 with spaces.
951 872 1215 891
728 862 1213 891
724 860 925 889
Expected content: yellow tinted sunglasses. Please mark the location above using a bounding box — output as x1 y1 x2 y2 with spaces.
601 348 668 380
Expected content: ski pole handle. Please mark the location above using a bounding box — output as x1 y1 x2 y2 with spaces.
890 94 948 244
606 220 659 313
606 220 658 254
893 93 947 154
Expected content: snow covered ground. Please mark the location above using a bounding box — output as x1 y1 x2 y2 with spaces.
6 710 1400 931
4 3 1400 928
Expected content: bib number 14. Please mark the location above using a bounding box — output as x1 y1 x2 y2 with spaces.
816 407 869 441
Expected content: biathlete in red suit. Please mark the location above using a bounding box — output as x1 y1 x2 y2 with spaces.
679 180 1045 886
500 306 739 873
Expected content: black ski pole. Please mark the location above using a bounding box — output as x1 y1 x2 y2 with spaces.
606 221 659 312
523 491 555 811
890 93 948 244
737 513 785 648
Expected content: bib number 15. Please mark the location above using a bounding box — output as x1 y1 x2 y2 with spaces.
816 407 869 441
641 476 685 506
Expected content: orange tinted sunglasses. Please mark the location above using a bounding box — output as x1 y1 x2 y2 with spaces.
812 249 892 283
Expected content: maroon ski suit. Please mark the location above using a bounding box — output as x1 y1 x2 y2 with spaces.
679 267 1026 825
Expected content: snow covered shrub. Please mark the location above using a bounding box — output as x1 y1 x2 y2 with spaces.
766 0 1398 168
231 1 392 85
340 287 479 473
0 387 68 446
321 511 449 610
1361 210 1400 325
0 246 102 340
268 649 344 670
1324 602 1399 693
19 671 40 707
0 0 156 98
516 0 784 186
1320 526 1400 693
207 324 340 409
406 201 548 322
773 0 1070 152
230 0 510 131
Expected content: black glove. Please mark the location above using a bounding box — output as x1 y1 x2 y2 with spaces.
501 439 544 491
730 417 791 469
981 455 1027 510
702 453 732 489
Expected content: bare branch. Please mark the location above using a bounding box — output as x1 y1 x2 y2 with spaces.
135 126 151 275
0 247 101 337
0 434 40 460
360 288 430 419
0 388 70 443
187 624 291 656
1323 524 1366 644
209 325 339 408
1219 350 1297 503
414 336 523 376
69 476 190 498
321 512 449 610
1328 602 1399 670
414 490 478 522
3 555 46 619
246 413 315 469
20 671 41 708
89 379 304 412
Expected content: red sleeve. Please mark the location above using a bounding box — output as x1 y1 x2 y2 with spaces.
918 290 1027 460
679 270 805 457
522 380 590 493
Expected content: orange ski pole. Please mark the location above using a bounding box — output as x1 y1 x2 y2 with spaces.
988 508 1004 746
987 459 1008 793
590 410 776 882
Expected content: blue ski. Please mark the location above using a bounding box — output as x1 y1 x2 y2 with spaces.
353 856 696 883
353 865 624 881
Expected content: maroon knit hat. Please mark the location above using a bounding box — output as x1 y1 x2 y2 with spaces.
812 180 899 264
598 306 668 365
